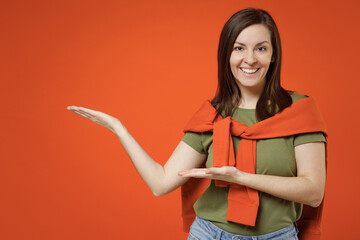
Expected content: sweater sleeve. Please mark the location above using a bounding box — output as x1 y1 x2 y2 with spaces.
181 132 205 154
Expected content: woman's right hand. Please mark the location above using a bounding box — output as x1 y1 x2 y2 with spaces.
67 106 122 134
67 105 207 196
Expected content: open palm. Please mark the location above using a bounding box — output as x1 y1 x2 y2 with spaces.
67 106 121 134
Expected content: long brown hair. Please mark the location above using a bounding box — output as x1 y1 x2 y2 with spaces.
212 8 292 121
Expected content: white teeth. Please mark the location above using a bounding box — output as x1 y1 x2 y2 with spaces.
241 68 258 74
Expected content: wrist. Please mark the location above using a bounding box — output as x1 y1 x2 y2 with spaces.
235 170 248 185
113 122 127 137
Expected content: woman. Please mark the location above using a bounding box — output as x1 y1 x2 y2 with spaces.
68 8 327 240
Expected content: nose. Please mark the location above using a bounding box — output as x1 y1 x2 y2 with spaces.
244 51 257 65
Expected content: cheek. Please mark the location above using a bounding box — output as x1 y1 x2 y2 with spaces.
262 60 272 68
229 61 238 77
229 55 241 70
259 56 272 68
258 50 273 65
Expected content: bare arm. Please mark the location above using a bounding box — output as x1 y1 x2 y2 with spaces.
179 142 326 207
67 106 206 196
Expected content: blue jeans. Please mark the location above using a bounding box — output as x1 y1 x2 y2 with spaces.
188 217 298 240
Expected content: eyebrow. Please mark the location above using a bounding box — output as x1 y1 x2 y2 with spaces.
234 41 270 46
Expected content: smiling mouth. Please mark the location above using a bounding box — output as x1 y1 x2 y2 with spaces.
240 68 259 74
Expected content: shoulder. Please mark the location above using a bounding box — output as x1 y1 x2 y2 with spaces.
289 92 327 142
289 92 308 104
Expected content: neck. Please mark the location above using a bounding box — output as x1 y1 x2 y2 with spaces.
238 86 264 109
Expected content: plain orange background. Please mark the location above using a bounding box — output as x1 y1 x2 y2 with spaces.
1 0 359 239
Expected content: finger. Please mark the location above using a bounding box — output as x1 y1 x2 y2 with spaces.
76 107 100 115
67 106 99 115
71 110 94 119
206 167 224 175
73 107 102 118
75 109 95 118
179 168 208 175
72 108 96 117
180 173 211 178
67 106 85 111
178 169 211 178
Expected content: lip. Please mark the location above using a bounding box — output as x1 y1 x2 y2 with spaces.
240 67 259 76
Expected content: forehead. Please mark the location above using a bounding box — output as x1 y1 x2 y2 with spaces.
235 24 271 44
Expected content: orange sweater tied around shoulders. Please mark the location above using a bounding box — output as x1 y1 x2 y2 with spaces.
181 97 328 240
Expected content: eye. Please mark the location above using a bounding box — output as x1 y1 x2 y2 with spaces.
257 47 266 52
233 46 243 51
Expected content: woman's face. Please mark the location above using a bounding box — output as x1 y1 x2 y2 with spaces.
229 24 273 94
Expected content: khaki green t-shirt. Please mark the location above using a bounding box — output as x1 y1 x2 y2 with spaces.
181 93 326 236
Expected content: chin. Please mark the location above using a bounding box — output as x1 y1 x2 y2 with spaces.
236 80 265 90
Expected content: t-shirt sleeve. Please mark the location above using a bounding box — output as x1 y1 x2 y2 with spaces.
294 132 326 147
181 132 205 154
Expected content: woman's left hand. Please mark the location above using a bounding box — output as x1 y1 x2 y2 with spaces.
178 166 244 184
